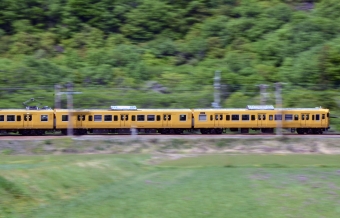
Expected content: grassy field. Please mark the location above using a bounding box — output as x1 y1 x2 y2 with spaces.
1 154 340 218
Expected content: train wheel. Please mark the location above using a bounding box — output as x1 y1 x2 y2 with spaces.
22 130 29 136
36 130 44 135
210 129 216 134
30 130 37 135
296 128 304 134
307 129 313 134
215 128 223 134
200 129 208 134
174 129 183 134
240 128 249 134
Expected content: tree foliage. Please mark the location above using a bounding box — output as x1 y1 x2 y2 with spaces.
0 0 339 119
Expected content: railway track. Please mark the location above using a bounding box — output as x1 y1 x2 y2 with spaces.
0 133 340 140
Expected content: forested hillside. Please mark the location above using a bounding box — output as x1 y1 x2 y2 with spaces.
0 0 340 119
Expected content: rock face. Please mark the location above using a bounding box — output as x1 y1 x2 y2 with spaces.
145 81 169 94
296 2 314 11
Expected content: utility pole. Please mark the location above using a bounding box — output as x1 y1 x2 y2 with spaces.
67 82 73 136
212 70 221 108
57 83 82 137
257 84 269 105
275 82 282 136
54 84 61 109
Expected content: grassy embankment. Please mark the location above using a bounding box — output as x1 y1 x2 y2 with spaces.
1 152 340 217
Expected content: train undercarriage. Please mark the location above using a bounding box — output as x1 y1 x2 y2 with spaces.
0 127 327 136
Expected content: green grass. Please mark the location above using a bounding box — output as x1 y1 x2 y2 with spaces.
159 154 340 168
1 154 340 218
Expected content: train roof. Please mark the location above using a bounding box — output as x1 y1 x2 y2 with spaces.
193 108 329 111
0 109 53 111
54 109 192 112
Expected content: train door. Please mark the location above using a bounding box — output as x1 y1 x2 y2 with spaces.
120 114 129 128
23 114 33 128
76 114 85 128
321 114 326 126
301 113 310 127
257 113 266 127
214 114 223 127
163 114 172 128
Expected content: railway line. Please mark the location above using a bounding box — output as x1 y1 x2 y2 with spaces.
1 133 340 140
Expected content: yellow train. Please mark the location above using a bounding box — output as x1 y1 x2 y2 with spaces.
0 105 330 135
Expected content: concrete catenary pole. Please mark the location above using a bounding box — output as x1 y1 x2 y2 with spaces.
258 84 269 105
54 84 61 109
212 70 221 108
67 82 73 136
275 82 282 136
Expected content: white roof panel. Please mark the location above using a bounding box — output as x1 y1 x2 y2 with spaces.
110 106 137 110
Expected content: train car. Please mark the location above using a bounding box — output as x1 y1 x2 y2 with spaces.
54 109 91 135
55 107 192 135
192 106 330 134
0 108 54 135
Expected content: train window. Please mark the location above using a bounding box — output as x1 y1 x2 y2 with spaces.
242 115 249 121
168 115 171 121
104 115 112 121
285 114 293 121
94 115 102 121
137 115 145 121
7 115 15 121
180 115 186 121
327 113 329 118
275 115 282 120
62 115 68 121
114 115 118 121
17 115 22 121
232 115 239 121
269 115 273 120
312 115 314 120
147 115 155 121
163 115 166 121
306 115 309 120
322 114 325 119
157 115 161 121
219 115 222 120
120 115 129 121
251 115 255 120
302 115 305 120
41 115 48 122
132 115 136 121
77 115 85 121
316 114 320 120
89 115 93 121
22 115 30 121
259 115 266 120
210 115 213 121
199 115 206 121
0 115 4 121
294 114 299 121
226 115 230 121
215 115 218 120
